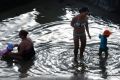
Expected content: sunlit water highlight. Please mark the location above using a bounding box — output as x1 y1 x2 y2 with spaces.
0 8 120 80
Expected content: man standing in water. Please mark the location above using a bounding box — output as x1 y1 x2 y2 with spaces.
71 7 91 63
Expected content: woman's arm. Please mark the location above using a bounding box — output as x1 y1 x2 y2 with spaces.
85 21 91 39
71 17 76 27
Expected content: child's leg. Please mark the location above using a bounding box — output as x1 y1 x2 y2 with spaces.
99 48 102 56
104 50 108 58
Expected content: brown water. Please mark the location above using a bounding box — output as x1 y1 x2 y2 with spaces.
0 7 120 80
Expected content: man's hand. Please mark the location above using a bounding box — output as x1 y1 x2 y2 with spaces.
14 44 19 47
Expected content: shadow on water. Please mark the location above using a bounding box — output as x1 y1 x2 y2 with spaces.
99 54 108 79
0 3 120 80
70 62 89 80
2 57 35 78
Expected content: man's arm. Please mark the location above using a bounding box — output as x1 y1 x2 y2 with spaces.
18 42 26 56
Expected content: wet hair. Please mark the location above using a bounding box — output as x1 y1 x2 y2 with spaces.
19 30 28 37
79 7 89 13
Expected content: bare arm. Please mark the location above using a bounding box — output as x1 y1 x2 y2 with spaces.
17 42 26 56
71 17 76 27
14 44 19 47
85 21 91 39
6 43 25 59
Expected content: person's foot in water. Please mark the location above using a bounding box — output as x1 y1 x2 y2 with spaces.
74 58 78 65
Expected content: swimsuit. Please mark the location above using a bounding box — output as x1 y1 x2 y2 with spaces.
73 31 86 38
74 20 86 28
73 20 86 38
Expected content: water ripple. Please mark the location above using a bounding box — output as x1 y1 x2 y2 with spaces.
0 9 120 80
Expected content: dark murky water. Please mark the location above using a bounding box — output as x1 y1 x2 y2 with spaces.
0 7 120 80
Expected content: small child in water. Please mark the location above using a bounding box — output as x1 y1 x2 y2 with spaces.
0 43 14 56
99 29 112 58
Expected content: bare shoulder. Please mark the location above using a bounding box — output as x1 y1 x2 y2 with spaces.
72 15 79 20
20 38 32 46
20 40 32 49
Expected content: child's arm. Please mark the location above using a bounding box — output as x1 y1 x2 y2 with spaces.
99 34 102 39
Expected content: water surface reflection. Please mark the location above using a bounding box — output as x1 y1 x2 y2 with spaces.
0 8 120 80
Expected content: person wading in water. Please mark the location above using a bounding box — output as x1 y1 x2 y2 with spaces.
71 7 91 63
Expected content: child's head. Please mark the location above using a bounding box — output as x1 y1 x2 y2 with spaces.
103 30 112 37
7 42 14 51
